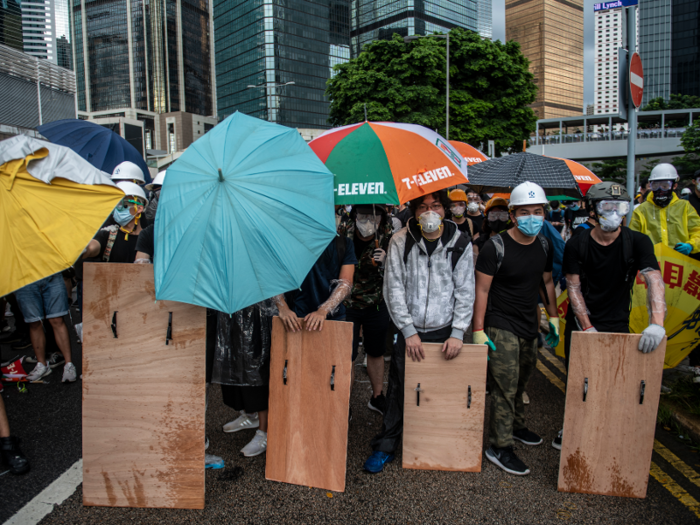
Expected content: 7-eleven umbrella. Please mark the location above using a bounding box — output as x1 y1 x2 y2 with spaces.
449 140 488 165
310 122 469 205
546 156 602 197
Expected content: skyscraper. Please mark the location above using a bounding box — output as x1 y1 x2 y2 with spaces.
1 0 23 51
506 0 584 119
671 0 700 97
476 0 492 39
638 0 671 106
350 0 478 57
213 0 351 129
21 0 54 60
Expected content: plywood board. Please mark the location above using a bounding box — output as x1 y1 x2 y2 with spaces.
558 332 666 498
266 317 353 492
82 263 206 509
403 343 488 472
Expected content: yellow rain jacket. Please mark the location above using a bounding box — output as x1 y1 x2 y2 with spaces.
630 191 700 253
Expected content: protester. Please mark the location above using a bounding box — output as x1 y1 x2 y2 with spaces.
0 397 29 475
555 182 664 449
143 170 165 224
14 272 76 382
466 189 485 234
447 189 474 237
339 204 392 415
473 181 558 476
473 197 512 257
364 190 475 473
630 163 700 257
564 200 589 234
681 188 691 200
111 161 146 185
546 200 565 233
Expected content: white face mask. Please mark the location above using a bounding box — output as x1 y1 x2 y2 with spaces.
355 218 377 237
696 182 700 192
450 204 466 217
418 210 442 233
344 205 352 213
467 202 480 214
598 210 623 232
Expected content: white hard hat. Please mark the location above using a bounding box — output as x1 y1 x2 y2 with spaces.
682 188 691 195
145 170 166 191
116 181 149 205
112 161 146 184
649 163 679 182
509 181 548 207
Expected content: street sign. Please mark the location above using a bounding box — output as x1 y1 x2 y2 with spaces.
629 52 643 108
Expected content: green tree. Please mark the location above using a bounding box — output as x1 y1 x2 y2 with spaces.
638 158 660 180
326 29 538 156
672 121 700 179
641 94 700 111
590 158 627 183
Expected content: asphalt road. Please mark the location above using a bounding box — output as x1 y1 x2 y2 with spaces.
2 314 700 524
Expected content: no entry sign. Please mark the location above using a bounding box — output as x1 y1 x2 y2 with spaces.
629 52 643 108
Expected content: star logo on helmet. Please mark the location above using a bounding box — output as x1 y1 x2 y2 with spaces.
528 191 535 198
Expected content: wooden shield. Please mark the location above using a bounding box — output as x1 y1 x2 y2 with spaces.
558 332 666 498
82 263 206 509
403 343 488 471
266 318 353 492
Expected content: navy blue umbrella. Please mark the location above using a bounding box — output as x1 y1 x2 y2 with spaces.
37 119 151 183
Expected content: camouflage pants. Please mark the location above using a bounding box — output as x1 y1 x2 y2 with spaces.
485 326 538 448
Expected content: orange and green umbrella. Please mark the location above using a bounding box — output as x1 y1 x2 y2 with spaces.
449 140 488 165
309 122 469 205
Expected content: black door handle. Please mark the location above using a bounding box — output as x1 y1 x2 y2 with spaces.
283 360 288 385
166 312 172 345
640 380 646 404
415 383 422 406
330 365 335 391
111 312 117 338
583 377 588 402
467 385 472 409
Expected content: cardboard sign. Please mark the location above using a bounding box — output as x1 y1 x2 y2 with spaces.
82 263 206 509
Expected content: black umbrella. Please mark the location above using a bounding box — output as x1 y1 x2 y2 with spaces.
466 153 583 198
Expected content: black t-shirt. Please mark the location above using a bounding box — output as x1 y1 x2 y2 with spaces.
93 227 140 263
135 224 155 260
689 191 700 216
565 208 590 230
562 229 659 332
456 219 471 235
548 209 565 232
476 233 554 339
474 233 492 252
468 214 484 234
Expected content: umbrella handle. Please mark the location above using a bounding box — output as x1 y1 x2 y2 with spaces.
371 239 379 266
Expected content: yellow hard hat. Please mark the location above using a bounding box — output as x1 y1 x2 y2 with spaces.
449 189 468 202
484 197 509 215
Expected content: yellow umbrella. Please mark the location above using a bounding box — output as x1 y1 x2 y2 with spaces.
555 243 700 369
0 136 124 297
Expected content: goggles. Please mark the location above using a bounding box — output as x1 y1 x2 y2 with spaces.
356 213 380 223
116 197 145 212
488 210 509 221
650 180 673 191
416 202 444 213
595 200 630 216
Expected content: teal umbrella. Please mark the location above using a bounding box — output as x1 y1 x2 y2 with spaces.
154 112 337 314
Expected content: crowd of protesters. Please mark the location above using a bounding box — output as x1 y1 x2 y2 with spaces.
2 162 698 479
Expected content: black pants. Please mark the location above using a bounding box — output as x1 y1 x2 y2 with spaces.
370 325 452 454
346 303 391 361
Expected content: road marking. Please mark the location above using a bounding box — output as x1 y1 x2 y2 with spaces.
654 440 700 489
3 459 82 525
649 461 700 519
539 348 567 376
536 360 565 393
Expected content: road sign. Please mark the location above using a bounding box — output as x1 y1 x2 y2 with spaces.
629 52 643 108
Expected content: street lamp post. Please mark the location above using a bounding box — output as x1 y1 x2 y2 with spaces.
404 33 449 139
246 81 295 122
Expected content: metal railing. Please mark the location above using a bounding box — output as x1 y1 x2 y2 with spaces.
533 128 687 146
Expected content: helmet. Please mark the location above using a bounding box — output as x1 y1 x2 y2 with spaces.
449 189 468 202
649 163 679 182
116 181 149 205
145 170 166 191
112 161 146 184
682 188 692 196
586 181 630 202
509 181 547 207
484 197 509 215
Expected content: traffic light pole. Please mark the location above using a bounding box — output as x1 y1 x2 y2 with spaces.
626 6 637 219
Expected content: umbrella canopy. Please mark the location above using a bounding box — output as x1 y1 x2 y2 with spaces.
467 152 584 198
449 140 489 165
310 121 469 205
37 119 152 183
0 136 124 296
546 156 602 196
154 112 337 314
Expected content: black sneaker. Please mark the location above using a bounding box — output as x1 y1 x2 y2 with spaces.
485 446 530 475
552 429 562 451
368 393 387 415
11 336 32 351
0 436 30 475
47 352 65 369
513 428 543 446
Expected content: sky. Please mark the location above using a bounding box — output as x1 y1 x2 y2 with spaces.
491 0 595 109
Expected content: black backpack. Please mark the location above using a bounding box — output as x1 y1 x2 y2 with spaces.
403 230 471 271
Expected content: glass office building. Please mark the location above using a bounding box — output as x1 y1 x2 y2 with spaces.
350 0 478 57
0 0 24 51
638 0 671 106
671 0 700 98
70 0 215 114
506 0 583 119
214 0 351 129
475 0 491 39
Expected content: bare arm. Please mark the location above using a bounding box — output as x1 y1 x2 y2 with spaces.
274 294 302 333
542 271 558 319
134 251 151 263
642 269 666 326
473 270 493 331
82 239 101 259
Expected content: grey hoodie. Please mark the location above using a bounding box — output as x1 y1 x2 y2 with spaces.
383 218 475 340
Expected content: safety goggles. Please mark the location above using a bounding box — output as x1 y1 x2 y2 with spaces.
488 210 509 221
650 180 673 191
416 202 444 213
595 200 630 216
116 197 145 212
356 213 380 223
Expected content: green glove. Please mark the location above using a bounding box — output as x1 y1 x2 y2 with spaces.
473 330 497 351
545 318 560 348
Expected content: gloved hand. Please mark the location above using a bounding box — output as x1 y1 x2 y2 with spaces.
639 324 666 353
473 330 496 351
674 243 693 255
545 317 560 347
583 326 598 333
373 248 386 265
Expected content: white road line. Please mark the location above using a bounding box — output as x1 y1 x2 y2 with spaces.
3 459 82 525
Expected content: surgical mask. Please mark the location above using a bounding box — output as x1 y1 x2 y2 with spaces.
113 207 134 226
515 215 544 237
355 217 377 237
450 204 466 218
598 211 623 232
418 210 442 233
569 204 580 211
467 202 480 214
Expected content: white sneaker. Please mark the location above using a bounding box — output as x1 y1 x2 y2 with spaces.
27 362 51 382
62 362 77 382
522 391 530 405
223 411 259 433
241 430 267 457
25 355 38 364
